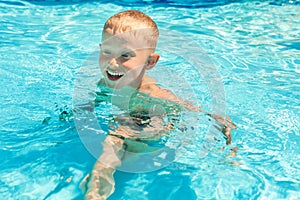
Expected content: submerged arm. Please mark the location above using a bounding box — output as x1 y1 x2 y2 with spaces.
84 135 126 200
143 84 237 145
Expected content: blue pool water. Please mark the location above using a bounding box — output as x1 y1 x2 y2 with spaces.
1 0 300 199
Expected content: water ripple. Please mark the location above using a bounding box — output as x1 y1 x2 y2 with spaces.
1 1 300 199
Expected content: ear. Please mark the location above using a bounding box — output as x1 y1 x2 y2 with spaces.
146 53 160 70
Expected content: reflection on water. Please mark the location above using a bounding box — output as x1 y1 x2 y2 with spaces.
0 0 299 199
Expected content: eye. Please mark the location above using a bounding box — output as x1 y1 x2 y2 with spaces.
101 49 111 57
120 51 136 60
121 53 131 60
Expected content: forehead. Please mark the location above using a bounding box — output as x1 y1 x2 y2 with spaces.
101 29 154 50
101 32 129 48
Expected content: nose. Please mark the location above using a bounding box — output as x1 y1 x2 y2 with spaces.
109 58 119 67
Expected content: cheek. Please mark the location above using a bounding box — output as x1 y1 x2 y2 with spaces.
99 54 107 63
124 64 145 79
99 54 110 67
99 55 107 72
123 57 147 70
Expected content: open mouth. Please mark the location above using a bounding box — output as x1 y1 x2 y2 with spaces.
106 69 125 81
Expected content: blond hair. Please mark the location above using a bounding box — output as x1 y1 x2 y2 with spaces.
103 10 159 48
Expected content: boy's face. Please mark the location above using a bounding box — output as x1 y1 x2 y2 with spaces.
99 30 159 89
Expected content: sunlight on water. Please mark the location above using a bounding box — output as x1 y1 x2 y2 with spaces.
0 0 299 199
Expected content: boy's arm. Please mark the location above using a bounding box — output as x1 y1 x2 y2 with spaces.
142 84 237 145
141 84 200 111
84 135 126 200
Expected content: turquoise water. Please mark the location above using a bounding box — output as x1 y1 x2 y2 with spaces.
1 0 300 199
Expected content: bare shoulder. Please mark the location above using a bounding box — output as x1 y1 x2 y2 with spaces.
141 75 157 85
139 75 178 100
139 75 200 111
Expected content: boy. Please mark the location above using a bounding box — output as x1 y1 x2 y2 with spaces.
82 10 236 199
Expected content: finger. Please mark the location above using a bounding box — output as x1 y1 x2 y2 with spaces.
223 127 232 145
224 117 237 129
229 121 237 129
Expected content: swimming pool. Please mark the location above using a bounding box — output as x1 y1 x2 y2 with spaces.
1 0 299 199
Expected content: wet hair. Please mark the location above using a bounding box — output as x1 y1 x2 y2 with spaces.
103 10 159 48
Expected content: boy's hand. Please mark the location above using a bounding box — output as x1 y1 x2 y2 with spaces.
208 114 237 129
207 114 237 145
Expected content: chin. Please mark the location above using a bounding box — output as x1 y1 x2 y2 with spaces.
107 84 123 89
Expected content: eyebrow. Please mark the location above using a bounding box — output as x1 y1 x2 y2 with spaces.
121 48 136 55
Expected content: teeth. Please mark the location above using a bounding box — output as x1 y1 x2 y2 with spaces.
107 69 124 76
